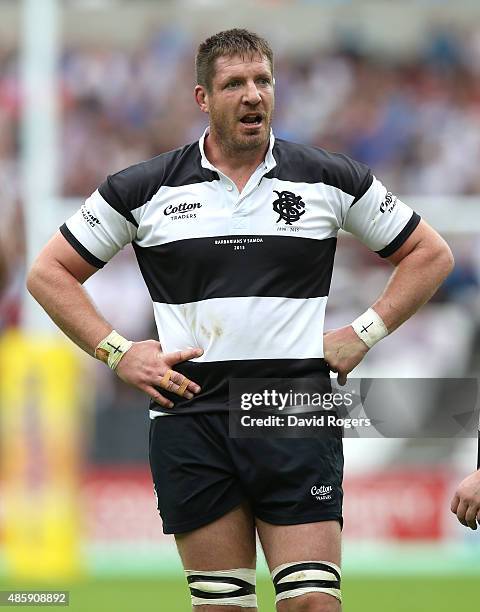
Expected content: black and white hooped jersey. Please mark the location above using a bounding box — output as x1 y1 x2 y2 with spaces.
61 130 420 417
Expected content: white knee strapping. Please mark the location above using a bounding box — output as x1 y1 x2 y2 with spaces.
271 561 342 604
185 568 257 608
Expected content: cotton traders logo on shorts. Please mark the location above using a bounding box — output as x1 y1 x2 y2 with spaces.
311 485 333 501
272 190 305 225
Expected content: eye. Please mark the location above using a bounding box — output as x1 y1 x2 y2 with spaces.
225 80 241 89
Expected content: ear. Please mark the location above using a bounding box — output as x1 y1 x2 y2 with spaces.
194 85 210 114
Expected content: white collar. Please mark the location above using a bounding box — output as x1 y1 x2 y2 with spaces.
198 126 276 174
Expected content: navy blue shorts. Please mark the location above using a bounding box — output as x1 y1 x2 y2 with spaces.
149 413 343 534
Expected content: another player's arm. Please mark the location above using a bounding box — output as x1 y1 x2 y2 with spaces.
324 220 454 385
27 231 202 408
451 469 480 530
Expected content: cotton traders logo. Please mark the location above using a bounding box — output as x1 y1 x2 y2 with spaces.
311 485 333 501
272 190 305 225
164 202 203 220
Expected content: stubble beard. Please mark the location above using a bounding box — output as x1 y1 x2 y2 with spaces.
210 109 272 156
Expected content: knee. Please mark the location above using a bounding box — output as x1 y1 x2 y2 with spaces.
277 592 341 612
272 561 341 612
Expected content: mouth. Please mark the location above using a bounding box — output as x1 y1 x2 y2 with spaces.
239 113 264 128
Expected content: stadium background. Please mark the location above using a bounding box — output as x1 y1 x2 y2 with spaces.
1 0 480 609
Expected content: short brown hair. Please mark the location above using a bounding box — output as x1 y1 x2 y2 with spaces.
196 28 274 91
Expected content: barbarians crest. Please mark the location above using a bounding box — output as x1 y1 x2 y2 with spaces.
272 190 305 225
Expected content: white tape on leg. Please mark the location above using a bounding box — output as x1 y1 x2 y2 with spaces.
185 568 257 607
271 561 342 604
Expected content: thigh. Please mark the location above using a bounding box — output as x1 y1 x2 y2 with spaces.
256 518 341 570
256 519 342 612
175 502 257 570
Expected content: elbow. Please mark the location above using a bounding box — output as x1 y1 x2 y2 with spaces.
26 259 47 299
437 243 455 280
26 263 39 298
431 240 455 284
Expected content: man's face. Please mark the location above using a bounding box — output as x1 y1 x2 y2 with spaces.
198 53 274 153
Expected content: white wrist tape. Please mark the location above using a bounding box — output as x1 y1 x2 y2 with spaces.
351 308 388 349
95 330 133 370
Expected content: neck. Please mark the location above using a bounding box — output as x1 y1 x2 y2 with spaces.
204 129 269 175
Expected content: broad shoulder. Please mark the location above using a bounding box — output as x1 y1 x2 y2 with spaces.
270 138 372 199
98 142 216 211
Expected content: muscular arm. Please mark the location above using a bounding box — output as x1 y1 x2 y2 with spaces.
27 232 202 407
27 231 111 354
372 219 454 332
324 220 454 384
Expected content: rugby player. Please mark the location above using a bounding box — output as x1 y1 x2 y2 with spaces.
27 29 454 612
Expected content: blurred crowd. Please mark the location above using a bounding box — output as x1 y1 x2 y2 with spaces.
59 26 480 197
2 25 480 202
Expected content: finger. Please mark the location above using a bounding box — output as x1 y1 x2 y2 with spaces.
157 369 192 398
164 347 204 366
456 500 469 527
465 505 479 530
337 371 347 386
451 494 460 514
168 368 201 394
158 369 200 396
143 385 174 409
178 377 190 397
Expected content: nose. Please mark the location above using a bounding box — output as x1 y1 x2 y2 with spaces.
242 81 261 105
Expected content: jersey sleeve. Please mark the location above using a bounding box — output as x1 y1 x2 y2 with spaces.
341 171 421 258
60 175 139 268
